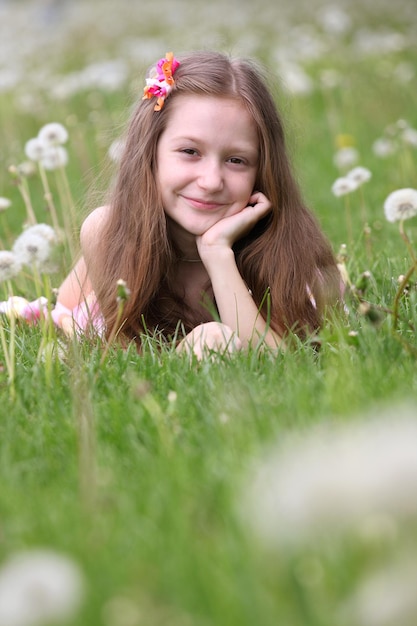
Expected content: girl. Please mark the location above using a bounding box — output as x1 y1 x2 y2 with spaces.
55 50 340 358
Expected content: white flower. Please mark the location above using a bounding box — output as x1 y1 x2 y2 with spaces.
41 146 68 170
239 405 417 547
108 137 126 163
319 69 342 89
344 557 417 626
24 138 48 162
0 549 84 626
333 146 359 170
12 224 58 270
331 176 359 197
0 197 12 211
394 61 415 84
280 63 313 95
372 137 396 158
0 251 22 282
384 188 417 222
318 5 352 35
17 162 37 178
401 127 417 148
346 166 372 186
26 223 59 245
38 122 68 146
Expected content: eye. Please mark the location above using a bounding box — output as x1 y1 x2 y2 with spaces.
180 148 199 156
228 157 245 165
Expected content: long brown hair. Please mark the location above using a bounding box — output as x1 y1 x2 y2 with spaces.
87 50 339 343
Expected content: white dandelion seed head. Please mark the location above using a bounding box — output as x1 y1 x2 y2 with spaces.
108 137 126 163
25 223 59 245
344 557 417 626
12 228 54 269
394 61 415 84
333 146 359 170
17 161 37 178
0 549 84 626
24 138 48 162
280 63 313 96
319 69 342 89
0 251 22 283
372 137 397 158
346 166 372 185
331 176 359 197
384 188 417 223
239 404 417 548
41 146 69 171
318 5 352 35
401 127 417 148
38 122 68 146
394 119 409 131
0 197 12 211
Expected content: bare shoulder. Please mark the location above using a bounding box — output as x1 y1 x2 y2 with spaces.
80 206 110 251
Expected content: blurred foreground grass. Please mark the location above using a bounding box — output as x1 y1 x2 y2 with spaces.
1 1 417 625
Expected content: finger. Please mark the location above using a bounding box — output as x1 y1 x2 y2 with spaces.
248 191 271 210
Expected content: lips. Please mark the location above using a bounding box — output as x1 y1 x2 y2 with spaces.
182 195 224 211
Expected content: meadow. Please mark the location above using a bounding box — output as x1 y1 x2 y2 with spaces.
1 0 417 625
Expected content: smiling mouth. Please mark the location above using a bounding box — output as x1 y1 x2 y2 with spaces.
183 195 225 210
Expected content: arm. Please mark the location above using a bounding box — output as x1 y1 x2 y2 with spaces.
56 206 109 308
56 256 92 309
197 192 284 350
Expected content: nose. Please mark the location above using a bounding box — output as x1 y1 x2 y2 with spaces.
197 159 224 192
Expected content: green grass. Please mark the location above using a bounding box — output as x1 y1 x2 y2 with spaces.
1 0 417 624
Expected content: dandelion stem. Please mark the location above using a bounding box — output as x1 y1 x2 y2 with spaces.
38 163 61 234
344 194 353 247
399 219 417 264
58 166 77 251
392 261 417 331
0 284 16 401
0 318 14 398
98 299 126 370
17 176 37 225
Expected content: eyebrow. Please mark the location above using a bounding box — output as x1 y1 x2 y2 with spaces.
172 135 259 155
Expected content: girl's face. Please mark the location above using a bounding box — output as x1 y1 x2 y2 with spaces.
156 95 259 246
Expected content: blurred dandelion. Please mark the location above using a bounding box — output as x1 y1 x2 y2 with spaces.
0 197 12 212
317 5 352 35
384 188 417 331
24 137 48 162
108 137 126 163
331 177 358 197
346 166 372 186
343 557 417 626
332 177 358 244
372 137 396 158
16 162 37 178
24 123 72 243
401 127 417 148
38 122 68 146
384 188 417 223
12 223 59 273
240 405 417 547
333 146 359 171
347 166 372 227
0 549 84 626
41 146 69 171
0 251 22 284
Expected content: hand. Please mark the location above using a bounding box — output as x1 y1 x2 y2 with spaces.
197 191 271 254
176 322 242 361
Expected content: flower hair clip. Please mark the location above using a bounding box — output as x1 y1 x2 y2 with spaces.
142 52 180 111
